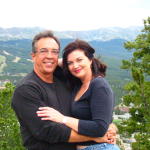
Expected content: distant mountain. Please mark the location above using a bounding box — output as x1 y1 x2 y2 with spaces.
0 26 143 41
56 26 143 41
0 27 44 41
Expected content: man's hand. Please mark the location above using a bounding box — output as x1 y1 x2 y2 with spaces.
93 132 116 144
108 123 118 136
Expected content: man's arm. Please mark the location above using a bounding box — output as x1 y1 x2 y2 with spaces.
68 128 116 144
69 130 93 142
12 85 71 143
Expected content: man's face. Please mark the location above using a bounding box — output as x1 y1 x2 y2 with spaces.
32 37 59 77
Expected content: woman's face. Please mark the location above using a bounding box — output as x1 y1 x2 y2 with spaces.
67 49 92 81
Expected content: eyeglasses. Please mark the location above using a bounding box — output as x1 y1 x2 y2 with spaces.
35 48 59 56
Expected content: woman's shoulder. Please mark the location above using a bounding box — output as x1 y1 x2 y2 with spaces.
91 76 106 84
90 76 110 88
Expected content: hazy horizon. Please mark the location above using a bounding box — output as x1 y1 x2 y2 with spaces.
0 25 143 32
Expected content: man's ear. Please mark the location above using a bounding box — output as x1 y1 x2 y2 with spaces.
31 52 35 62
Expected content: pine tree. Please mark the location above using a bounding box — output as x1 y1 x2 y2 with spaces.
119 17 150 150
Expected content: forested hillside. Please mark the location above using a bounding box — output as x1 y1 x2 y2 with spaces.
0 38 131 104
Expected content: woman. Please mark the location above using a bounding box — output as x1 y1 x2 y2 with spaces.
37 40 120 150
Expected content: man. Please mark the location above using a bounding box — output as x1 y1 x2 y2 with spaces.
12 31 116 150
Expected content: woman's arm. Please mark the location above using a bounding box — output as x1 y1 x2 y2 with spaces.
36 107 117 137
36 107 116 144
37 107 79 131
77 78 114 137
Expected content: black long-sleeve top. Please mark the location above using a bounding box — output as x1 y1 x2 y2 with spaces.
72 77 114 138
11 71 76 150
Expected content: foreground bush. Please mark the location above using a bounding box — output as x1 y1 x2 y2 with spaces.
0 82 25 150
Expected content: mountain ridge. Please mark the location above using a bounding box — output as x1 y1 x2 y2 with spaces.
0 26 142 41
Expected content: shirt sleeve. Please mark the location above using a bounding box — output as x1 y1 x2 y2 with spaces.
11 84 71 144
78 78 114 137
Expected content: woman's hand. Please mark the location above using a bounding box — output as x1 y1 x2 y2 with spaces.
36 107 65 123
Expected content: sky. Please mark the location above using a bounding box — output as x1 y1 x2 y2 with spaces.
0 0 150 31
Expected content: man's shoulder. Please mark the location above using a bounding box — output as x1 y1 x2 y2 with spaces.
16 71 39 88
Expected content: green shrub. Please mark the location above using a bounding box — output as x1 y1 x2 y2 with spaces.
0 82 25 150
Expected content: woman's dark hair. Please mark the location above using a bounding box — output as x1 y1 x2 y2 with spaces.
63 39 107 89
